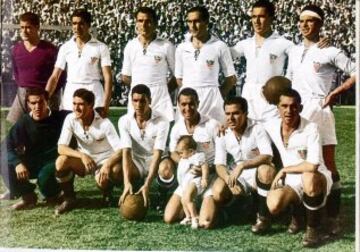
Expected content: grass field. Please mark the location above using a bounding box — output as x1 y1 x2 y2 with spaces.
0 107 356 251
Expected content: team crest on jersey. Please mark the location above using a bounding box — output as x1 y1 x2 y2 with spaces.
154 55 162 63
200 142 211 150
90 57 98 64
269 54 277 63
297 149 307 159
313 61 321 72
206 60 215 68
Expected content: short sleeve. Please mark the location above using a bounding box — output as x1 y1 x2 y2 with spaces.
118 115 132 149
57 114 74 145
214 135 227 166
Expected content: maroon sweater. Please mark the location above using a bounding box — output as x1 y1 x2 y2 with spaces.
11 40 64 89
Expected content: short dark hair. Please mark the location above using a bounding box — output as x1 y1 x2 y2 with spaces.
301 5 324 20
252 0 275 17
131 84 151 99
20 12 40 26
187 6 210 23
26 88 49 102
224 96 248 114
71 9 92 26
177 135 197 150
73 88 95 106
177 88 199 104
135 7 158 24
279 89 302 105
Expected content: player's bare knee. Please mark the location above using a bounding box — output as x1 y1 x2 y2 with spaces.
158 159 174 180
55 155 68 172
257 164 276 184
267 191 282 215
303 172 323 196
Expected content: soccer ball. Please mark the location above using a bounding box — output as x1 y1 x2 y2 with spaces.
262 76 292 105
120 194 147 221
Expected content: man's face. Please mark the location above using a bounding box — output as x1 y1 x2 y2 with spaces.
225 104 247 131
251 7 272 36
278 95 301 125
178 95 199 121
20 21 39 42
72 16 90 39
186 11 208 38
27 94 48 121
132 93 151 117
136 12 156 37
73 96 93 120
299 15 322 39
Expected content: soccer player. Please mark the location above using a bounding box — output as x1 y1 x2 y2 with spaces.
162 88 219 229
264 88 332 247
231 0 293 122
46 9 112 117
7 12 65 124
213 96 275 233
55 89 122 214
118 84 169 212
174 136 209 229
175 6 236 122
286 5 356 234
4 88 65 209
121 7 176 121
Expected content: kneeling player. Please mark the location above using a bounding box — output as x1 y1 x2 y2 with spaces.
55 89 122 214
118 84 169 215
264 88 332 247
174 136 209 229
213 96 275 233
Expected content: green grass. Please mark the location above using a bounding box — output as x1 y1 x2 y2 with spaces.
0 106 355 251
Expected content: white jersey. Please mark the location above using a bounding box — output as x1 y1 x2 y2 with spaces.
177 152 205 186
121 37 175 88
286 43 356 104
118 111 169 162
169 114 219 164
58 111 121 164
215 119 273 166
264 117 327 171
231 32 293 121
55 36 111 110
121 37 175 121
175 35 236 87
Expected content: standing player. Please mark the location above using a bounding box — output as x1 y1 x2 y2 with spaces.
162 88 219 229
231 0 293 122
213 96 275 233
121 7 176 121
264 89 332 247
286 5 356 234
175 6 236 122
55 89 122 214
7 12 64 124
46 9 113 117
118 84 170 212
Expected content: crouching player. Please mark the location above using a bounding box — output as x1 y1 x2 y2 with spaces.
55 89 123 214
213 97 275 233
264 88 332 247
118 84 170 213
175 136 209 229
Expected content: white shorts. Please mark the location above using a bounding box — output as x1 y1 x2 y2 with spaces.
62 82 104 111
128 85 175 121
242 82 278 122
176 86 225 123
301 98 337 145
284 168 333 208
174 173 215 198
83 151 112 176
237 167 257 193
132 152 168 179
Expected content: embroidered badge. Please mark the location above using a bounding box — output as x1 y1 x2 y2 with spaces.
90 57 98 64
154 55 162 63
298 149 307 160
269 54 277 63
206 60 214 68
313 62 321 72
